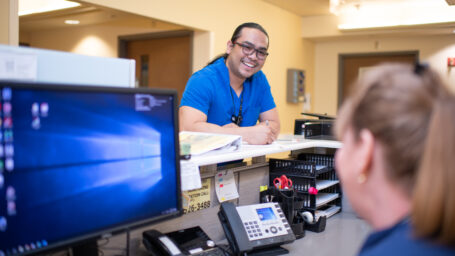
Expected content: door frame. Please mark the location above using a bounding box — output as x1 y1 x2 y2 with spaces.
337 51 419 108
118 29 194 73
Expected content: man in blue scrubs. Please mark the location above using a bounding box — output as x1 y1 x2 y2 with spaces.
179 23 280 145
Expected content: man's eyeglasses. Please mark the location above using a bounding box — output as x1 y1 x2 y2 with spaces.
234 42 269 60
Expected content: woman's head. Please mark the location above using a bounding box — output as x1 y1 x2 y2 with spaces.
335 63 455 245
336 63 441 193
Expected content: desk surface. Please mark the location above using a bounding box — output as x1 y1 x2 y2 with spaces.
187 139 342 166
283 207 371 256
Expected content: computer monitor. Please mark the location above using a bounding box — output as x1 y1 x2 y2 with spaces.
0 81 182 255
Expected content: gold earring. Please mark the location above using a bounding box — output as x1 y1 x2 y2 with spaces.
357 173 367 184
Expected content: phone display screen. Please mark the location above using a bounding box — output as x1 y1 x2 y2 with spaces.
256 207 277 221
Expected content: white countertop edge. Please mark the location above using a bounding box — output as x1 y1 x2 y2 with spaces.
185 139 342 167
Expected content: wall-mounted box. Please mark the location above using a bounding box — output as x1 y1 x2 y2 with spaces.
287 69 305 103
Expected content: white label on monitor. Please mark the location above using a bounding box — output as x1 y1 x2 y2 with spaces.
158 236 181 255
0 52 37 81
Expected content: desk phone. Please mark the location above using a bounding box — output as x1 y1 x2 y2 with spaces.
218 202 295 255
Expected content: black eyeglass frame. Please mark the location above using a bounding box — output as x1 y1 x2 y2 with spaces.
233 42 269 60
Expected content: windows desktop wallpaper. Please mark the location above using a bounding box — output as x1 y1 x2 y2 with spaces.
0 86 180 254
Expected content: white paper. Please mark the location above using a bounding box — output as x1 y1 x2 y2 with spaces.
215 170 239 202
0 52 37 81
180 161 202 191
179 131 242 156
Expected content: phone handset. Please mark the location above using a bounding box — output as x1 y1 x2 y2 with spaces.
142 229 184 256
218 202 253 255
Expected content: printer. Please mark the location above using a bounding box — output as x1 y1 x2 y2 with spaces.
294 113 335 140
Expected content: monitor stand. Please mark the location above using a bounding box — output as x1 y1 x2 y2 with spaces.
71 240 98 256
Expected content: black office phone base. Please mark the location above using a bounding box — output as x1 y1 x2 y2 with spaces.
246 246 289 256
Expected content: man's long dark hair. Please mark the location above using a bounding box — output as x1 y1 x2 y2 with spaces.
207 22 269 66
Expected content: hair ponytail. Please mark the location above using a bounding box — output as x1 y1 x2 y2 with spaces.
412 93 455 245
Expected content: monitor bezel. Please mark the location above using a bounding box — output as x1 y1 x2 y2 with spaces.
0 80 183 255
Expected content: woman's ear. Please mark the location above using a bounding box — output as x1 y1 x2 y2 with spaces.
357 129 375 179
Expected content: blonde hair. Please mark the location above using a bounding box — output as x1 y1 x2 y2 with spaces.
335 63 455 245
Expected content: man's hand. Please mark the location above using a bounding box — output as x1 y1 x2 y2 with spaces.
242 123 275 145
179 106 280 145
222 123 239 129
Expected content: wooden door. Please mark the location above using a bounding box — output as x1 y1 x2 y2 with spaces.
338 51 418 107
120 31 192 100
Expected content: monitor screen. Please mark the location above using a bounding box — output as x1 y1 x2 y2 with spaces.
0 81 182 255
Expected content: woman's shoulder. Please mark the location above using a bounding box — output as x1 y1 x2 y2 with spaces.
360 219 455 256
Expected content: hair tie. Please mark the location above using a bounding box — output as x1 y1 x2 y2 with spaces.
414 62 428 75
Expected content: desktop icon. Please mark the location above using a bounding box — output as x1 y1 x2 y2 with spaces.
40 102 49 117
3 117 12 128
4 130 13 142
31 102 39 116
0 174 3 188
0 216 6 232
32 116 40 130
3 102 11 116
2 88 11 101
4 144 13 157
5 158 13 172
7 201 16 216
6 186 15 201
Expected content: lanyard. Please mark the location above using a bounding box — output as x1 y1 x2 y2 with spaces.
229 87 243 125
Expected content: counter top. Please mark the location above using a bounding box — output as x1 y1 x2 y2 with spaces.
186 139 341 166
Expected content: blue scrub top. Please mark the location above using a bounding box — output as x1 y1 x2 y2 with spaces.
180 57 276 127
359 218 455 256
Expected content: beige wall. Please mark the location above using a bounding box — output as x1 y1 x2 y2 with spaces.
0 0 18 45
313 35 455 115
21 18 182 57
18 0 312 134
77 0 312 134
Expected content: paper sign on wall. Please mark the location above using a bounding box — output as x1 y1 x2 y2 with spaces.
182 178 211 214
215 170 239 203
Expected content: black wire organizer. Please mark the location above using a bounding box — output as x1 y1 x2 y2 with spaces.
268 153 342 233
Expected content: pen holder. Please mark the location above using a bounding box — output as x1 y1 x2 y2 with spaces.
259 187 295 224
291 214 305 239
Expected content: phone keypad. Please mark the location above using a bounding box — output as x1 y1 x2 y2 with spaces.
244 221 263 238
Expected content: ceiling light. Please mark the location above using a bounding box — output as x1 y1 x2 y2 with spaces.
19 0 80 16
64 20 80 25
331 0 455 30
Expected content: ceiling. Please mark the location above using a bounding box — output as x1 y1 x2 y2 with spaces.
19 0 455 36
20 0 332 33
263 0 330 16
19 4 171 32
